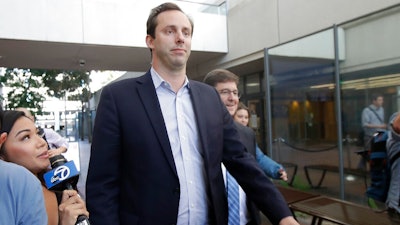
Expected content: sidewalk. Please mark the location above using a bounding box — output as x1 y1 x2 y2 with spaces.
69 139 91 200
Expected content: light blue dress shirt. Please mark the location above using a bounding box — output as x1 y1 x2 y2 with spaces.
151 68 210 225
362 104 385 137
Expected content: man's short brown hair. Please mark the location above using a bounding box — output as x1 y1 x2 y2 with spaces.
203 69 239 87
146 2 194 38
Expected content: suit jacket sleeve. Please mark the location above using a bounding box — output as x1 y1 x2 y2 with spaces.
86 83 123 224
190 81 292 225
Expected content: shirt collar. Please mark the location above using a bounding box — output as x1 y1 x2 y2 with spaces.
150 67 190 90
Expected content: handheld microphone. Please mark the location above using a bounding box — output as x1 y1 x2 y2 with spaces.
43 155 91 225
44 155 79 191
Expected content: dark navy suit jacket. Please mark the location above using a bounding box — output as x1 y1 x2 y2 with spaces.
234 122 261 225
86 71 292 225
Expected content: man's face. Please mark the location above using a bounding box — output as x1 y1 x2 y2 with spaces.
146 10 192 71
215 81 240 116
374 96 384 108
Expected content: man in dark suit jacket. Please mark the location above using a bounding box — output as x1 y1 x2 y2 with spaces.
234 122 262 224
203 68 269 225
85 2 298 225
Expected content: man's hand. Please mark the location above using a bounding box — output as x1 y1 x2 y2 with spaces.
279 169 288 182
48 146 67 158
279 216 300 225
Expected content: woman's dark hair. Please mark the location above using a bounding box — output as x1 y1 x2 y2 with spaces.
0 110 26 157
235 102 251 127
0 110 25 134
236 102 250 116
146 2 194 38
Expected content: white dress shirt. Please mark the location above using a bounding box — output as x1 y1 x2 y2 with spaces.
43 128 69 149
151 68 210 225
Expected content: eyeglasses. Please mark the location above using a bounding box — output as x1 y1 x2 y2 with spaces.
218 89 241 98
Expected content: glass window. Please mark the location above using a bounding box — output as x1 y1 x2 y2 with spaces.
246 73 260 94
265 5 400 208
238 76 245 96
338 7 400 209
267 28 341 199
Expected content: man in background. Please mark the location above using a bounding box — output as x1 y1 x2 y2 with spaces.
204 68 288 225
359 93 387 169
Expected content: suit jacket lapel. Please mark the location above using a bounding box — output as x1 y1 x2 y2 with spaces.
136 73 178 177
189 82 209 161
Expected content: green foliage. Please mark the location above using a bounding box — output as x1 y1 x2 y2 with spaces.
33 69 91 99
290 175 311 191
0 68 91 114
0 68 45 113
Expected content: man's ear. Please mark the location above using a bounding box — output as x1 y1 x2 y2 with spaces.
0 132 7 146
146 35 155 49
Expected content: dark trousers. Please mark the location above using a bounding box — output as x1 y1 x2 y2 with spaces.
357 135 372 170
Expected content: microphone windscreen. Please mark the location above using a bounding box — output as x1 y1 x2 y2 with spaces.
50 155 68 168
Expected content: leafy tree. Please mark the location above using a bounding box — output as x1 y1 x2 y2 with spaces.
0 68 46 113
34 69 91 100
0 68 91 114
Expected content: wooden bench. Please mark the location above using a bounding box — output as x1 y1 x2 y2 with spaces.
276 185 319 204
275 185 320 222
304 165 368 188
290 196 391 225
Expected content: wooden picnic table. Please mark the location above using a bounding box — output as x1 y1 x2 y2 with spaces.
290 196 391 225
276 185 319 204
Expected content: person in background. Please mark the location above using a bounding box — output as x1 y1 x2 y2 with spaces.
204 68 289 225
85 2 299 225
359 93 387 169
234 102 288 181
0 107 48 225
362 93 387 140
0 110 89 225
16 107 68 157
386 112 400 222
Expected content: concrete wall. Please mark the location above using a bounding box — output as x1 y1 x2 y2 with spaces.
2 0 400 78
341 7 400 73
0 0 227 52
191 0 400 79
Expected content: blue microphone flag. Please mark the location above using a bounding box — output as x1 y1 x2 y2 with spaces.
44 160 79 190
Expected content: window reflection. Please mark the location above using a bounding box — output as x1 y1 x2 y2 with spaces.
266 5 400 206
